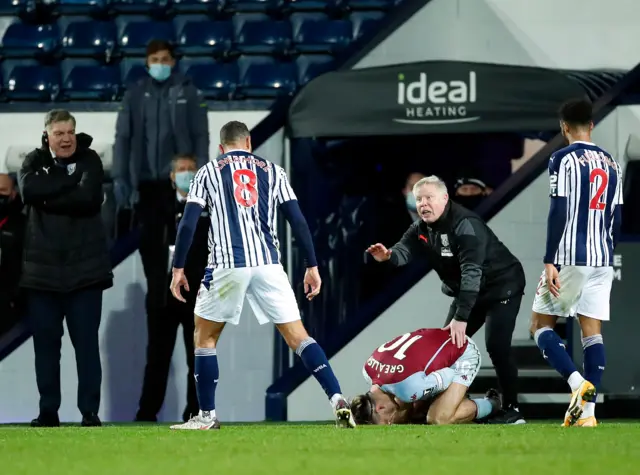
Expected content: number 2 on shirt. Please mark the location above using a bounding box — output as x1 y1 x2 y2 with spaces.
233 169 258 207
589 168 608 211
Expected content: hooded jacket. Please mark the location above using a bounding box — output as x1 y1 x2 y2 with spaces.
17 133 113 293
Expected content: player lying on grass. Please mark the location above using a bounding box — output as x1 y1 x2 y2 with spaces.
350 328 501 425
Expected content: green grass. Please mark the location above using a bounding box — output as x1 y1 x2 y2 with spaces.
1 422 640 474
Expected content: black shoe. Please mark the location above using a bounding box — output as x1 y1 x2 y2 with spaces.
135 413 157 423
487 405 526 425
31 413 60 427
81 413 102 427
472 388 502 424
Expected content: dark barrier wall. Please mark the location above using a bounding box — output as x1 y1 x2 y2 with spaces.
571 241 640 396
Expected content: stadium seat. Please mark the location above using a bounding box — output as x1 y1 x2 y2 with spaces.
350 11 384 40
48 0 110 17
117 17 175 56
171 0 225 16
296 54 334 85
345 0 391 11
120 57 148 86
2 61 61 101
180 58 239 99
61 60 121 100
1 21 60 58
0 0 35 18
111 0 169 16
61 19 117 59
176 18 233 57
225 0 286 15
237 56 297 99
287 0 344 14
291 14 351 54
236 19 292 56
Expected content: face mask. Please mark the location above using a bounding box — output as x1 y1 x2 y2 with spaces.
149 64 172 82
0 194 11 215
456 195 484 210
405 193 417 211
175 171 195 193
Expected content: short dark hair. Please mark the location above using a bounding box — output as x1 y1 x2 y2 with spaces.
350 393 375 425
220 121 250 146
146 39 174 58
45 109 76 129
172 154 197 168
559 98 593 128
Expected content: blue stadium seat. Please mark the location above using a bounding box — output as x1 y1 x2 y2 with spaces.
120 57 148 86
111 0 169 16
61 59 121 100
345 0 391 11
238 56 296 98
296 54 334 85
225 0 286 14
117 17 175 56
180 58 238 100
171 0 225 15
2 61 61 101
287 0 343 14
1 22 60 58
350 11 384 40
61 19 117 59
49 0 110 17
291 14 351 54
176 18 233 57
236 19 292 56
0 0 35 17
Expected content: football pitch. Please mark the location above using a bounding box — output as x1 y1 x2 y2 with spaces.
1 422 640 474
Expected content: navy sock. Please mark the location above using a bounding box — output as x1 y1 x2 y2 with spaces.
296 338 342 399
194 347 219 413
583 334 605 402
534 328 577 380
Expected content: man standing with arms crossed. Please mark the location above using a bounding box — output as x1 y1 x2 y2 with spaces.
530 98 623 427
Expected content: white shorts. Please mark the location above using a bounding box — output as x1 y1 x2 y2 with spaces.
531 265 613 321
194 264 301 326
452 337 481 388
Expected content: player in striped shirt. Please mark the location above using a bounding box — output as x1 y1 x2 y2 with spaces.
168 121 355 430
531 99 623 427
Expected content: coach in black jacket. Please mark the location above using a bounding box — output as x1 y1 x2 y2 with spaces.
135 155 206 423
17 109 113 428
366 175 526 425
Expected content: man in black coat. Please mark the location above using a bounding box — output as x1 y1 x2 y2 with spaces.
135 154 207 422
0 173 26 335
366 175 526 425
17 109 113 427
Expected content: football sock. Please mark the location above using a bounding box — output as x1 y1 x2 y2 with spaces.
194 347 218 418
296 337 342 400
534 327 580 383
472 398 494 420
583 334 605 403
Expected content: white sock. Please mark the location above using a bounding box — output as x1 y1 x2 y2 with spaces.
199 409 216 420
330 393 343 409
581 402 596 419
567 371 585 392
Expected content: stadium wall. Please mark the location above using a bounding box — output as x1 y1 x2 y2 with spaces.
355 0 640 70
0 110 290 423
285 106 640 421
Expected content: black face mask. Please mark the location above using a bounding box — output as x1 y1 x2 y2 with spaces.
455 195 485 210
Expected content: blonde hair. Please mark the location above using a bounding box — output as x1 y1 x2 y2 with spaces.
413 175 448 195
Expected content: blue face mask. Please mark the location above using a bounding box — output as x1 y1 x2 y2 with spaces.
149 63 172 82
175 171 195 193
406 193 417 211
